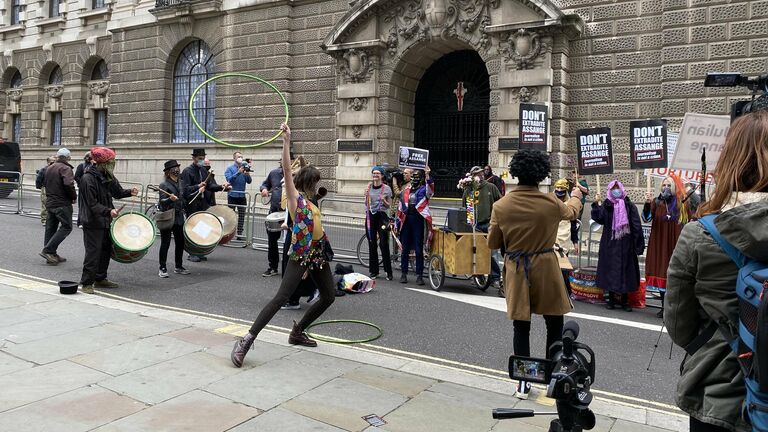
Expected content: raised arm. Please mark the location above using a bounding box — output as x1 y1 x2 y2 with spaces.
280 123 297 216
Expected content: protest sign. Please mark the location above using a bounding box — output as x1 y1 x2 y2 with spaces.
576 127 613 175
644 133 714 184
630 119 667 169
519 103 548 151
398 146 429 170
670 113 729 171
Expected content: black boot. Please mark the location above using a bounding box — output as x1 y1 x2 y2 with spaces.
231 332 255 368
289 321 318 347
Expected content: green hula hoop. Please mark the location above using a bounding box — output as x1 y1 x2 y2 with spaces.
188 72 290 149
304 319 383 344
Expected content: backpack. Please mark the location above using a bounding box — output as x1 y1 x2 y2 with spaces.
698 214 768 431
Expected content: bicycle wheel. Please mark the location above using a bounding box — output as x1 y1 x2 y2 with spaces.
428 254 445 291
356 233 383 267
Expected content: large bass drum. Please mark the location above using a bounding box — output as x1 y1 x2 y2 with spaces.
183 211 223 256
110 212 156 263
207 205 238 245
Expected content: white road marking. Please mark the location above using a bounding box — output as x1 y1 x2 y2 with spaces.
406 288 667 333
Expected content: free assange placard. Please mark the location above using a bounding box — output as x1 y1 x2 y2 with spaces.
576 127 613 175
398 146 429 170
630 119 668 169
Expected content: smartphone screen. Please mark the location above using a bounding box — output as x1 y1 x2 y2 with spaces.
509 355 552 384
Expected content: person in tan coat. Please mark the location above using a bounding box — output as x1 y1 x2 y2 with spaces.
488 149 582 399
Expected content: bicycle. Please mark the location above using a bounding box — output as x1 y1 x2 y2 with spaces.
356 220 417 272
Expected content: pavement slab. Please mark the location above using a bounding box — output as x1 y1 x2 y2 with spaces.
342 364 436 398
89 390 259 432
205 339 295 368
228 407 346 432
102 316 190 339
165 326 237 348
378 389 498 432
0 307 46 328
0 351 33 376
0 385 146 432
283 377 408 432
0 313 110 344
0 360 109 413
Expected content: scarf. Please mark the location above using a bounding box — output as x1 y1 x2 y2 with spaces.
606 180 630 240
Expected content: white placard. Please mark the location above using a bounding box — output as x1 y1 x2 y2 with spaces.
670 113 730 171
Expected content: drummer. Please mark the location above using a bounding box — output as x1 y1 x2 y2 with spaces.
157 160 190 278
259 158 284 277
78 147 138 294
180 148 230 262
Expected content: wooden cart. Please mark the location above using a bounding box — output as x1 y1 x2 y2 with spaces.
427 228 493 291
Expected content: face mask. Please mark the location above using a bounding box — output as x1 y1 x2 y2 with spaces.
661 187 672 199
170 168 180 176
555 190 567 198
611 189 622 199
196 159 205 167
474 176 482 182
99 161 115 179
236 157 243 164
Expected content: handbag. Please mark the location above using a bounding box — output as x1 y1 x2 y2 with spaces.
154 206 175 231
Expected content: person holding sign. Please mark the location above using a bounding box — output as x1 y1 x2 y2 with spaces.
395 168 433 285
365 166 394 281
642 173 694 318
591 180 645 312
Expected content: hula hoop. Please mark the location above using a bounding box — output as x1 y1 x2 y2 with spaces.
304 319 383 344
189 72 290 149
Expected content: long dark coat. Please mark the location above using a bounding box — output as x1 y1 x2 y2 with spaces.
591 197 645 294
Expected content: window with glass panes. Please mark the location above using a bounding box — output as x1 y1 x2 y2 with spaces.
92 0 104 8
91 60 109 80
51 112 62 146
10 71 22 88
172 40 215 143
11 115 21 142
50 0 60 17
94 109 107 145
11 0 21 24
49 66 63 85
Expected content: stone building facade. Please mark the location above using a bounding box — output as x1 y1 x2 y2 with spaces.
0 0 763 200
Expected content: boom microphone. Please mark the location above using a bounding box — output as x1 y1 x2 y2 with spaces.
562 321 580 358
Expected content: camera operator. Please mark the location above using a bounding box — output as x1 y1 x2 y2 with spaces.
225 151 252 237
487 149 583 400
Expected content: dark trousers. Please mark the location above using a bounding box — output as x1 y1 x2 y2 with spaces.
690 417 729 432
228 196 247 235
400 213 425 275
159 224 184 270
513 315 565 359
267 230 281 271
249 260 335 335
80 228 112 285
368 211 392 276
43 205 73 254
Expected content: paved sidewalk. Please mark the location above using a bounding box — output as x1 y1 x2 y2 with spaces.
0 274 687 432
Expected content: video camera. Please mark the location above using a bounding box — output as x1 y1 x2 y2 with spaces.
704 73 768 122
493 321 596 432
242 158 252 172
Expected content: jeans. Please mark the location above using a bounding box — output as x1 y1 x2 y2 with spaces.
513 315 565 359
400 213 425 275
249 259 335 335
475 222 501 281
43 205 73 255
368 211 392 276
80 228 112 285
227 195 247 235
689 417 729 432
159 224 184 270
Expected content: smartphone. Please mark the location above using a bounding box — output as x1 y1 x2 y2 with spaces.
508 355 552 384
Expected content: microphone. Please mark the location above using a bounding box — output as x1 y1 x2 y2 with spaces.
562 321 580 358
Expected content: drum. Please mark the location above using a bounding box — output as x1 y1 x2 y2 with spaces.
110 212 156 263
569 267 605 304
183 211 223 256
207 205 238 245
265 211 285 233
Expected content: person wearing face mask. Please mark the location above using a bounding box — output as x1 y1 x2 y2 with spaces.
464 166 502 282
157 160 190 278
365 166 394 280
180 149 229 262
591 180 645 311
225 151 252 237
395 167 434 285
483 165 506 195
642 174 693 318
78 147 138 294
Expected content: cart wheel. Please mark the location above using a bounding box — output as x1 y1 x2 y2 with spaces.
428 255 445 292
472 275 492 291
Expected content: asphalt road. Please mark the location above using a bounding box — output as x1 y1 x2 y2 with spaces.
0 201 684 409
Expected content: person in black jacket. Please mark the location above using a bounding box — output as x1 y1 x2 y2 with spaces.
179 148 229 262
40 148 77 265
157 160 190 278
35 156 55 225
259 159 284 277
78 147 137 294
74 151 91 186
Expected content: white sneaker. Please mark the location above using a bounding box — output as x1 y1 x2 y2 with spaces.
307 289 320 305
158 268 169 278
515 380 531 400
280 303 301 310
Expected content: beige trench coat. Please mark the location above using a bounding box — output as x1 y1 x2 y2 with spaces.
488 186 582 321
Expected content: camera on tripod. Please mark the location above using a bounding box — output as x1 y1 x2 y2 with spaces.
493 321 597 432
704 73 768 121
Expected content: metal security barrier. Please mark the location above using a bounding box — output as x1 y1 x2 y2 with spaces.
0 170 22 215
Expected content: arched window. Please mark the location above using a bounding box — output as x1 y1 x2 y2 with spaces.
10 71 21 88
49 66 63 85
91 60 108 80
173 40 215 143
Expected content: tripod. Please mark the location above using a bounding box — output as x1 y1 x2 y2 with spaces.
646 321 673 371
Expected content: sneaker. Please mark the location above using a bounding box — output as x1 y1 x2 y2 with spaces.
515 381 532 400
94 279 119 289
416 276 425 286
54 254 66 263
369 273 379 280
262 268 278 277
200 256 208 261
231 332 255 368
386 273 393 281
307 289 320 305
335 289 346 297
174 267 191 275
281 303 301 310
81 284 94 294
158 268 169 278
39 251 58 265
399 274 407 284
188 255 202 263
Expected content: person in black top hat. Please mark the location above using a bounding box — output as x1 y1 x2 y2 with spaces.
157 160 190 277
180 148 230 262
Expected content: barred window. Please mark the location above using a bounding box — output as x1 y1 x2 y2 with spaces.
91 60 108 80
172 40 215 144
50 0 59 17
11 0 21 25
94 109 107 145
51 112 62 146
92 0 104 8
49 66 63 85
11 114 21 142
10 71 21 88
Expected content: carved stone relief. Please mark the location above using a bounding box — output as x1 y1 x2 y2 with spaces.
45 85 63 102
500 29 546 70
7 88 22 103
341 49 372 83
88 80 110 98
352 125 363 138
513 86 538 103
348 97 368 111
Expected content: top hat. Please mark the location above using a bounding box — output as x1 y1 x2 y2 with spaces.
191 148 206 157
163 159 180 171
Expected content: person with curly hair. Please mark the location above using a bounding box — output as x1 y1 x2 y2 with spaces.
487 149 583 399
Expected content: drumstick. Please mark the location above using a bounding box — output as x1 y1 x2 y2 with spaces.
148 185 174 197
189 169 214 205
115 204 126 214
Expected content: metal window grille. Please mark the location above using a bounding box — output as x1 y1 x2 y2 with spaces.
10 71 21 88
51 112 62 146
94 109 107 145
91 60 109 80
172 40 215 144
49 66 63 85
11 115 21 142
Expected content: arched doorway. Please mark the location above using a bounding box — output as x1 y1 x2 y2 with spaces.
414 50 490 198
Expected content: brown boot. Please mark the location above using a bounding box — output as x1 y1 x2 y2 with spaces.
289 321 317 347
231 332 255 368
